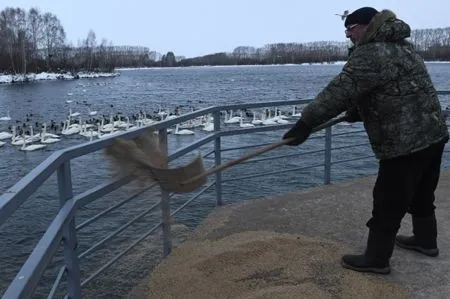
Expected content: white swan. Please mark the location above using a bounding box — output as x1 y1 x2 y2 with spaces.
261 110 278 125
251 113 263 125
224 110 241 124
61 120 81 135
88 108 97 116
0 131 13 140
20 134 46 151
101 116 116 132
157 105 168 118
69 108 80 117
41 123 60 138
21 142 46 151
0 140 5 147
165 114 178 121
174 124 194 135
28 126 41 142
202 116 215 132
239 112 254 128
11 127 33 145
97 124 121 139
118 116 134 130
291 105 302 117
274 110 290 124
0 111 11 121
40 133 60 144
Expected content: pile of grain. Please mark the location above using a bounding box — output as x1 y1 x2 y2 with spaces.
148 231 408 299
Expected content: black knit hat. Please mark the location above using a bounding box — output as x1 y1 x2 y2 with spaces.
344 7 378 27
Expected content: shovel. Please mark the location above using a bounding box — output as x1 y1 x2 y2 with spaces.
150 116 348 193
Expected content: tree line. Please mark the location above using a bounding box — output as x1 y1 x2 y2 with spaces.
1 6 450 74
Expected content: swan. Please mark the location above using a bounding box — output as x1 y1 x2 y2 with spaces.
157 105 168 118
261 110 278 125
0 130 13 140
274 110 290 124
0 140 5 147
274 107 289 120
41 123 60 138
291 105 302 117
11 137 31 146
61 120 81 135
97 124 121 139
202 115 214 132
40 133 60 144
202 122 214 132
69 108 80 117
224 110 241 124
88 108 97 116
21 142 46 151
165 114 178 121
20 134 46 151
113 115 125 127
118 116 134 130
174 124 194 135
0 111 11 121
251 113 263 125
28 126 42 142
239 112 254 128
101 116 116 132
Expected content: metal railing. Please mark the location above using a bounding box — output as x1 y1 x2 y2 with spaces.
0 93 449 298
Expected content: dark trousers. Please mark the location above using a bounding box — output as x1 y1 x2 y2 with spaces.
366 140 447 235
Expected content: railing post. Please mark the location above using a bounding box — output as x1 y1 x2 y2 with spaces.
57 161 81 299
213 110 222 206
158 128 172 257
324 126 332 185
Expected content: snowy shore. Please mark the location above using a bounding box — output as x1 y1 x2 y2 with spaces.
0 72 120 84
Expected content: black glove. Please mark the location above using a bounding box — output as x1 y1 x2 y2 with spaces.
344 108 362 123
282 120 312 146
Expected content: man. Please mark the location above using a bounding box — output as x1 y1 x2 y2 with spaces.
283 7 449 274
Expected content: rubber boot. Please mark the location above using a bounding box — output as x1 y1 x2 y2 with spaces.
341 230 394 274
395 215 439 257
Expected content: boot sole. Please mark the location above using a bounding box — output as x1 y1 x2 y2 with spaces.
395 240 439 257
340 259 391 274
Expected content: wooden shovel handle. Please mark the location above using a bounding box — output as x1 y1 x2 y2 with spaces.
182 115 348 185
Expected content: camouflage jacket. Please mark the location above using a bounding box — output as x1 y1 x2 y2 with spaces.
300 10 449 159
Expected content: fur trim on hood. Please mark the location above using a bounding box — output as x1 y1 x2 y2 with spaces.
359 10 410 45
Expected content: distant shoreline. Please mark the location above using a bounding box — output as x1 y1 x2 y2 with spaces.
2 60 448 83
0 72 120 85
116 60 450 71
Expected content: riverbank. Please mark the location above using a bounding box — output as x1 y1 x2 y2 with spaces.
0 71 120 84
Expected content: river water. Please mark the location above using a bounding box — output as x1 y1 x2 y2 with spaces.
1 63 449 298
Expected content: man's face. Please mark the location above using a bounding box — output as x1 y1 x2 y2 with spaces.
345 24 367 45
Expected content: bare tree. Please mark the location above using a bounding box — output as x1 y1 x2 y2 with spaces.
42 12 65 70
27 8 43 71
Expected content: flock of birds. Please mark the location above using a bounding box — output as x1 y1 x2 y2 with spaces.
0 104 306 152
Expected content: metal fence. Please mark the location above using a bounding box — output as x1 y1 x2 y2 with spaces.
1 94 449 298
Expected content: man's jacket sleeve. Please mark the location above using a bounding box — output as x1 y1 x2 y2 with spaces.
300 45 392 128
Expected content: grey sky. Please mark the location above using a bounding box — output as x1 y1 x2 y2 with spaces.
3 0 449 58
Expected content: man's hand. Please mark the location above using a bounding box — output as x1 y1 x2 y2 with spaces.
282 120 312 146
